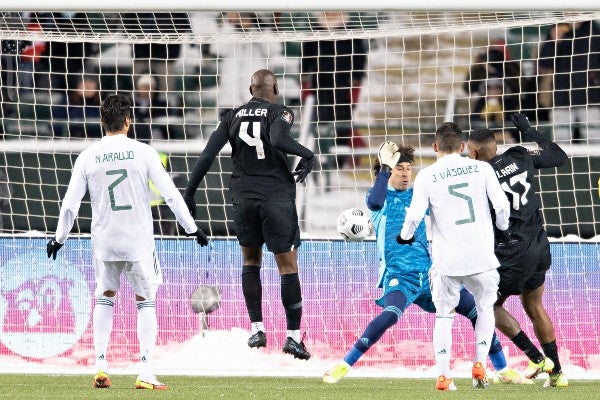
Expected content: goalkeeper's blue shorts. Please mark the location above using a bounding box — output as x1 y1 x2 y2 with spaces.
375 270 435 313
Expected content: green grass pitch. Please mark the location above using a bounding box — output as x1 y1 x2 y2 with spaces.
0 375 599 400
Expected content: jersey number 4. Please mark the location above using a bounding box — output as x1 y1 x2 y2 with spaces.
239 121 265 159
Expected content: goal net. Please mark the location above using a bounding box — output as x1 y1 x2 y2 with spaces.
0 10 599 378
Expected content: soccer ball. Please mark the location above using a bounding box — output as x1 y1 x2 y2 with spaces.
336 208 372 241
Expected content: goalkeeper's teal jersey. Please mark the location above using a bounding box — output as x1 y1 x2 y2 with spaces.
368 185 431 288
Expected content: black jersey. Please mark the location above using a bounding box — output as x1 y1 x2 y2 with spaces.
186 97 313 201
489 130 567 238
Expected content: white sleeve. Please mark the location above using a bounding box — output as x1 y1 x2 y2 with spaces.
55 154 88 243
147 150 197 234
400 173 429 239
484 163 511 231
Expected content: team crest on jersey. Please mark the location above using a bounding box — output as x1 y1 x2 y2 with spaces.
281 111 293 124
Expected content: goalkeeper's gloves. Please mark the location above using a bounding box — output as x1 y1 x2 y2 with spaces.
378 141 400 171
293 156 315 183
396 234 415 246
188 228 208 246
183 193 197 219
46 238 64 260
509 113 531 134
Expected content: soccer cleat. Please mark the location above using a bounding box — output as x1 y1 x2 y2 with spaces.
472 361 489 389
247 331 267 348
524 357 555 379
135 375 168 390
496 368 534 384
543 372 568 388
92 370 111 388
282 336 311 360
435 375 457 391
322 361 351 384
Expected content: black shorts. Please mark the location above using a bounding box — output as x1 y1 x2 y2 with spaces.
232 198 301 254
495 229 551 297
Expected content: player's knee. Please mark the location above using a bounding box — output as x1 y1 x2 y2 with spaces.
381 307 401 326
102 290 116 297
434 302 456 318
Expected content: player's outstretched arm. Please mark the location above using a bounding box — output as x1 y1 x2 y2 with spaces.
184 124 229 200
509 113 568 168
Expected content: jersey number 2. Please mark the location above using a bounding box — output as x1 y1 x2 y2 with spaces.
239 121 265 159
106 169 132 211
448 182 475 225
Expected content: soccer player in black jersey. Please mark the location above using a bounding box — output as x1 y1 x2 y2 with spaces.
467 113 569 387
183 69 314 360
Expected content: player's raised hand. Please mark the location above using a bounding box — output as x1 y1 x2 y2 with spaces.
46 238 63 260
293 156 315 183
509 113 531 133
188 227 208 246
183 193 197 218
378 141 400 170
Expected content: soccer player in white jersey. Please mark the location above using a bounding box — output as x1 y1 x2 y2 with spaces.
397 122 511 391
46 94 208 390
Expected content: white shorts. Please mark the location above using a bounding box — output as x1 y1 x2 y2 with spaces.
430 267 499 316
93 251 162 300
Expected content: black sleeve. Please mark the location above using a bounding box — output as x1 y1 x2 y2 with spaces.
365 170 389 211
269 113 314 159
522 127 568 169
184 123 229 197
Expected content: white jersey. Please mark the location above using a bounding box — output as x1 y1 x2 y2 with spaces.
400 153 510 276
55 134 197 261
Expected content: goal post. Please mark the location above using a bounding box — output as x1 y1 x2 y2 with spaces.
0 10 599 377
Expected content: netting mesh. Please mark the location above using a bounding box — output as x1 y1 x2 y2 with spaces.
0 9 599 378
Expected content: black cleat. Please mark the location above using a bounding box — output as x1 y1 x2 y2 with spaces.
247 331 267 348
282 337 311 360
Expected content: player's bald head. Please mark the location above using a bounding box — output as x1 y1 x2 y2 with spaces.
467 129 497 161
249 69 278 102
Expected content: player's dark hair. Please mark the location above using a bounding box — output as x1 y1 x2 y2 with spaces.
100 93 132 133
469 128 496 144
435 122 464 152
372 144 415 176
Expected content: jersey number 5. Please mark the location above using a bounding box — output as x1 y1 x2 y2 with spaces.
106 169 132 211
239 121 265 159
448 182 475 225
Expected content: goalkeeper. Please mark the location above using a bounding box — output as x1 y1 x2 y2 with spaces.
323 141 529 386
467 113 569 387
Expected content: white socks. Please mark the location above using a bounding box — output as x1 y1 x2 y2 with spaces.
287 329 301 343
433 315 454 378
251 321 265 335
137 300 157 378
93 296 114 372
474 306 495 364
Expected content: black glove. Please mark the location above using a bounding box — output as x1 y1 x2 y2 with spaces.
509 113 531 134
46 239 63 260
293 156 315 183
188 228 208 246
396 234 415 245
183 193 197 219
